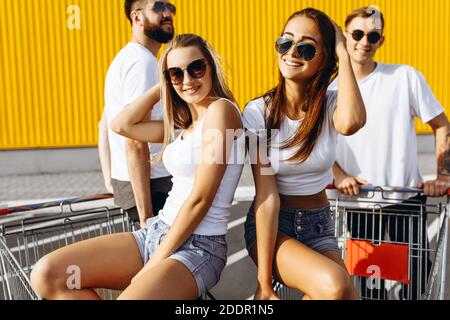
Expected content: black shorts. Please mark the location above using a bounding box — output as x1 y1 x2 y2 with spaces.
111 176 173 219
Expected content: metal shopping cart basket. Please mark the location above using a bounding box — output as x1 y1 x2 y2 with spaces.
0 195 135 300
0 195 217 301
274 186 449 300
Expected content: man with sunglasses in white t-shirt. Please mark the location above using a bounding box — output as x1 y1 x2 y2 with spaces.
330 7 449 299
98 0 177 228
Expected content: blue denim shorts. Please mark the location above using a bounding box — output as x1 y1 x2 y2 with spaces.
244 203 339 254
132 216 227 296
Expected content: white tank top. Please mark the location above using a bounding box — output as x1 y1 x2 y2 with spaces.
159 101 245 236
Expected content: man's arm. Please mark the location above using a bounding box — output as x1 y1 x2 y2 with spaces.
440 131 450 176
420 113 450 196
112 85 164 227
435 115 450 177
119 59 160 227
332 162 370 196
126 139 153 226
98 110 113 194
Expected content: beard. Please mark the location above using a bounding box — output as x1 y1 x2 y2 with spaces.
143 16 174 44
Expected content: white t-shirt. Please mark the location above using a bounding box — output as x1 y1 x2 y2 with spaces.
329 63 444 201
160 102 245 235
104 42 170 181
242 91 338 196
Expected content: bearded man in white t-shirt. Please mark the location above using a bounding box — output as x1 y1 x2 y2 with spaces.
330 7 449 299
98 0 176 228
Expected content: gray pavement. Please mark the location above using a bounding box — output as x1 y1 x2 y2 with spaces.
0 164 255 204
0 172 107 203
0 153 435 204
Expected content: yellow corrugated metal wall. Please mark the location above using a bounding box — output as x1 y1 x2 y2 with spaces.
0 0 448 149
0 0 130 149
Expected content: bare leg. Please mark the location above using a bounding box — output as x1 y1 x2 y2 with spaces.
117 258 198 300
30 233 143 300
298 250 349 300
322 250 348 271
317 250 358 299
250 233 357 300
273 234 357 300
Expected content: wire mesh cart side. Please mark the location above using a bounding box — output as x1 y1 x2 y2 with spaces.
0 195 133 300
0 195 216 301
333 187 448 300
274 187 448 300
0 236 39 300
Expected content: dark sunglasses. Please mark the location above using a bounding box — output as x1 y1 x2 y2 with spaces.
275 37 317 61
164 59 209 85
350 30 381 44
152 1 176 15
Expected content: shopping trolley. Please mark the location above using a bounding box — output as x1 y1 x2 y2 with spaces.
0 195 217 300
0 194 134 300
274 186 449 300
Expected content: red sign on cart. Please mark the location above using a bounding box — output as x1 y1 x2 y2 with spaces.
345 240 410 284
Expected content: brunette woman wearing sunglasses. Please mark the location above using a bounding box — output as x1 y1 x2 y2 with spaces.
242 8 365 300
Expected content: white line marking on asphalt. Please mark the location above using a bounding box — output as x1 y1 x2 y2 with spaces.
233 186 255 202
226 249 248 268
227 217 246 230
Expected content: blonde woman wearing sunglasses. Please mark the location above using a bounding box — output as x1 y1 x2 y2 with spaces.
30 34 245 300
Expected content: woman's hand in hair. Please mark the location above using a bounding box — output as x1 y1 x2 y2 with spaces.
331 21 366 135
332 21 348 59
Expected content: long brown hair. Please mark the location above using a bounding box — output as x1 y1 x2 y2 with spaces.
159 34 236 158
264 8 338 163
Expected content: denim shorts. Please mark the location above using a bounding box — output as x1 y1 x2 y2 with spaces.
132 216 227 296
244 203 339 254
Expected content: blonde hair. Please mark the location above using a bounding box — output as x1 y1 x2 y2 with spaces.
158 34 236 161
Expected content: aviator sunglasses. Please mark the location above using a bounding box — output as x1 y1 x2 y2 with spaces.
146 1 176 15
350 30 382 44
275 37 317 61
164 59 209 85
135 2 176 15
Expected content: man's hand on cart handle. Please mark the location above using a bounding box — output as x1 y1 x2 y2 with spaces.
417 175 450 197
328 184 450 196
333 174 370 196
